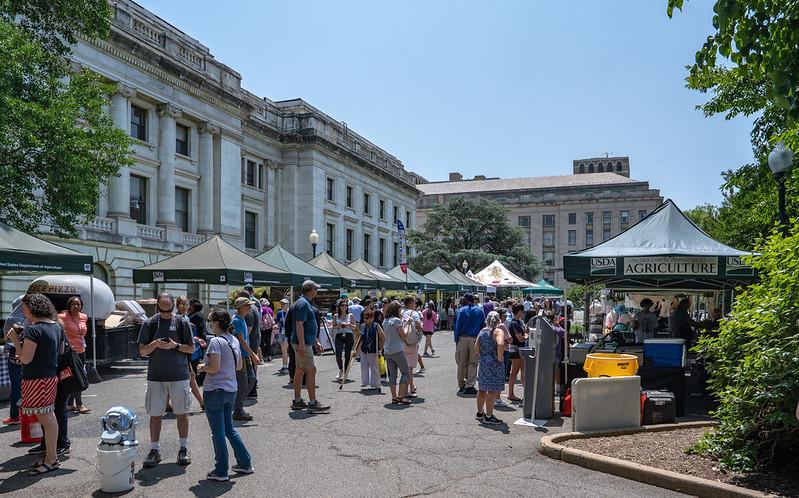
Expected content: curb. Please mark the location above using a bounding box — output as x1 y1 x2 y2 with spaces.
539 422 770 498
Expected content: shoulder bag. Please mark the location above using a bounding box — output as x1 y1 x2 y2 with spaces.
58 329 89 395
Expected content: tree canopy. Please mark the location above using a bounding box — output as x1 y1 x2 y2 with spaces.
407 197 541 281
0 1 131 235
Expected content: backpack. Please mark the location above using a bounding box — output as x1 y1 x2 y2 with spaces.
403 318 421 345
262 311 275 332
284 305 296 342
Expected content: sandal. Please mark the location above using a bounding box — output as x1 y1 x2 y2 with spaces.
78 406 91 414
398 398 412 405
28 460 59 475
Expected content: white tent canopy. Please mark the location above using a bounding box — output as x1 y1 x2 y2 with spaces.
473 260 535 288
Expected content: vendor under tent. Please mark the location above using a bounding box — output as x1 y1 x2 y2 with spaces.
308 252 378 289
386 265 438 291
448 269 485 292
255 245 341 288
473 260 536 288
523 279 563 296
132 236 293 303
347 259 406 290
0 222 103 371
423 267 463 292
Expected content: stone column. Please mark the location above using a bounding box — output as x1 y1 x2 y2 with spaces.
266 161 277 247
107 84 136 218
197 122 219 233
156 103 181 227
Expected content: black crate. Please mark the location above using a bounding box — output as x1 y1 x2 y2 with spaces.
642 389 676 425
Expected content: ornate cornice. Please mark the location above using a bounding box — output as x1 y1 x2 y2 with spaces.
199 122 220 135
157 103 182 119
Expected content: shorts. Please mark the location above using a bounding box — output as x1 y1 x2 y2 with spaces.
294 346 316 370
145 380 192 416
21 376 58 415
277 332 287 343
423 331 434 336
509 352 521 360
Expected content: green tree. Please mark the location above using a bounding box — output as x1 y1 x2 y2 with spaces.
565 283 603 308
691 227 799 471
0 1 132 235
408 197 542 280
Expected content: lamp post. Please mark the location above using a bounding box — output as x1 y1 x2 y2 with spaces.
462 259 468 274
768 140 795 235
309 229 320 258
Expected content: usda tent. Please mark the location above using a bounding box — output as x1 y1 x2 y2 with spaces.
256 245 341 288
308 252 377 289
348 259 406 290
563 200 755 290
386 265 438 291
0 222 93 275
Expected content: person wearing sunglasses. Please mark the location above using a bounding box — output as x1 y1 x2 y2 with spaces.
332 299 356 381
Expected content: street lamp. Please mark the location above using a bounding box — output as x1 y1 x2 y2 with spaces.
462 259 468 274
768 140 795 235
309 229 320 257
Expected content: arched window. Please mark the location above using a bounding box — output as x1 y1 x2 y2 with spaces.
93 263 109 283
616 161 623 172
588 163 595 173
579 163 585 173
598 163 604 172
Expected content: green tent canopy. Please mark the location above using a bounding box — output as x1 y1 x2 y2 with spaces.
256 245 341 288
386 265 438 291
132 236 291 285
448 269 485 292
523 279 563 295
563 199 756 290
423 267 462 292
0 222 93 274
348 259 406 290
308 252 378 289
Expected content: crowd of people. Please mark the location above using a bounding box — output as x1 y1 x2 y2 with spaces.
2 282 569 480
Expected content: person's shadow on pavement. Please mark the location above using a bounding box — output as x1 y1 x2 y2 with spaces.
135 463 187 487
189 479 234 497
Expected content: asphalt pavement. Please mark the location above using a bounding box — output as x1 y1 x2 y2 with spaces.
0 330 688 497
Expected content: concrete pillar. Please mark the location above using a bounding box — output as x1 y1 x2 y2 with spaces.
266 162 277 246
156 103 181 227
197 122 219 233
107 84 136 218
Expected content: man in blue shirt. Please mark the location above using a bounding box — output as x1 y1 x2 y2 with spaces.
291 280 330 412
454 293 485 395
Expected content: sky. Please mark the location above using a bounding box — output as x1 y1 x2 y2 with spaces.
136 0 756 209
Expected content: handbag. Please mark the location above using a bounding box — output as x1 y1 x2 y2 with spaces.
403 320 420 345
378 354 387 377
58 339 89 395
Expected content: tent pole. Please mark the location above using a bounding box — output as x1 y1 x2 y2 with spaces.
225 283 229 308
89 274 100 383
562 291 568 396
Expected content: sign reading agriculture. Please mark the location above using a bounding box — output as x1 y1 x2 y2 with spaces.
623 256 718 276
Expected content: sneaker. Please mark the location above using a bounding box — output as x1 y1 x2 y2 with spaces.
206 470 229 482
177 447 191 466
143 449 162 468
463 386 478 395
431 348 436 354
335 370 343 380
308 401 330 412
2 417 20 425
291 399 308 410
57 447 70 456
417 368 425 374
231 464 254 474
475 411 485 421
457 387 465 394
27 445 45 455
482 415 503 426
232 412 253 421
422 352 431 358
494 398 506 407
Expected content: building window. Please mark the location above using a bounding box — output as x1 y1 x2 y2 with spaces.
586 212 594 225
543 232 554 246
568 213 576 225
393 206 399 223
568 230 576 246
616 161 623 172
406 210 411 228
543 214 555 227
603 228 611 242
598 163 604 173
393 242 398 266
244 212 257 249
639 209 647 221
603 211 612 224
620 211 629 225
244 160 257 187
363 192 371 215
130 105 147 141
379 238 386 267
346 186 353 208
175 124 189 156
258 164 264 189
588 163 595 173
175 187 189 232
129 175 147 224
326 223 334 256
543 251 554 266
326 178 335 202
579 163 585 173
363 233 371 262
518 216 530 227
586 230 594 246
346 229 353 261
379 199 386 220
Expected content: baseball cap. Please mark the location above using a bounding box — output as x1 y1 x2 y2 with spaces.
280 298 290 304
234 297 257 309
301 280 321 292
352 297 361 303
243 283 254 291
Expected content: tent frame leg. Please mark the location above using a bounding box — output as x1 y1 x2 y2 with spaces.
88 275 101 383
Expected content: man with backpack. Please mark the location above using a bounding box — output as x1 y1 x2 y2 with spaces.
137 292 196 468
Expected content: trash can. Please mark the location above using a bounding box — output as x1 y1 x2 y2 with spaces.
97 444 136 493
583 353 639 377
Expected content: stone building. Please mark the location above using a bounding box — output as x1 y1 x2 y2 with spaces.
0 0 420 311
416 159 663 289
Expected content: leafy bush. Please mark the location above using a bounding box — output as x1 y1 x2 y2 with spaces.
692 227 799 471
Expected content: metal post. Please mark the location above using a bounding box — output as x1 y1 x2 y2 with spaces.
89 275 101 383
777 173 788 235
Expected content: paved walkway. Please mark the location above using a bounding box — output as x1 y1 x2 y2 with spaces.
0 330 687 497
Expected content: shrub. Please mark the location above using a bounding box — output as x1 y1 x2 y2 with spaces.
691 227 799 471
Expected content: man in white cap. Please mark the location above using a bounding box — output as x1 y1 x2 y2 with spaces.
291 280 330 412
276 298 290 375
232 296 261 421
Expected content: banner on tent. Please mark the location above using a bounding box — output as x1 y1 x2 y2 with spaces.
590 258 617 276
624 256 717 276
725 256 754 277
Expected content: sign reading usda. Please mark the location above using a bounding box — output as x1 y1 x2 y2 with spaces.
590 257 617 276
725 256 754 277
